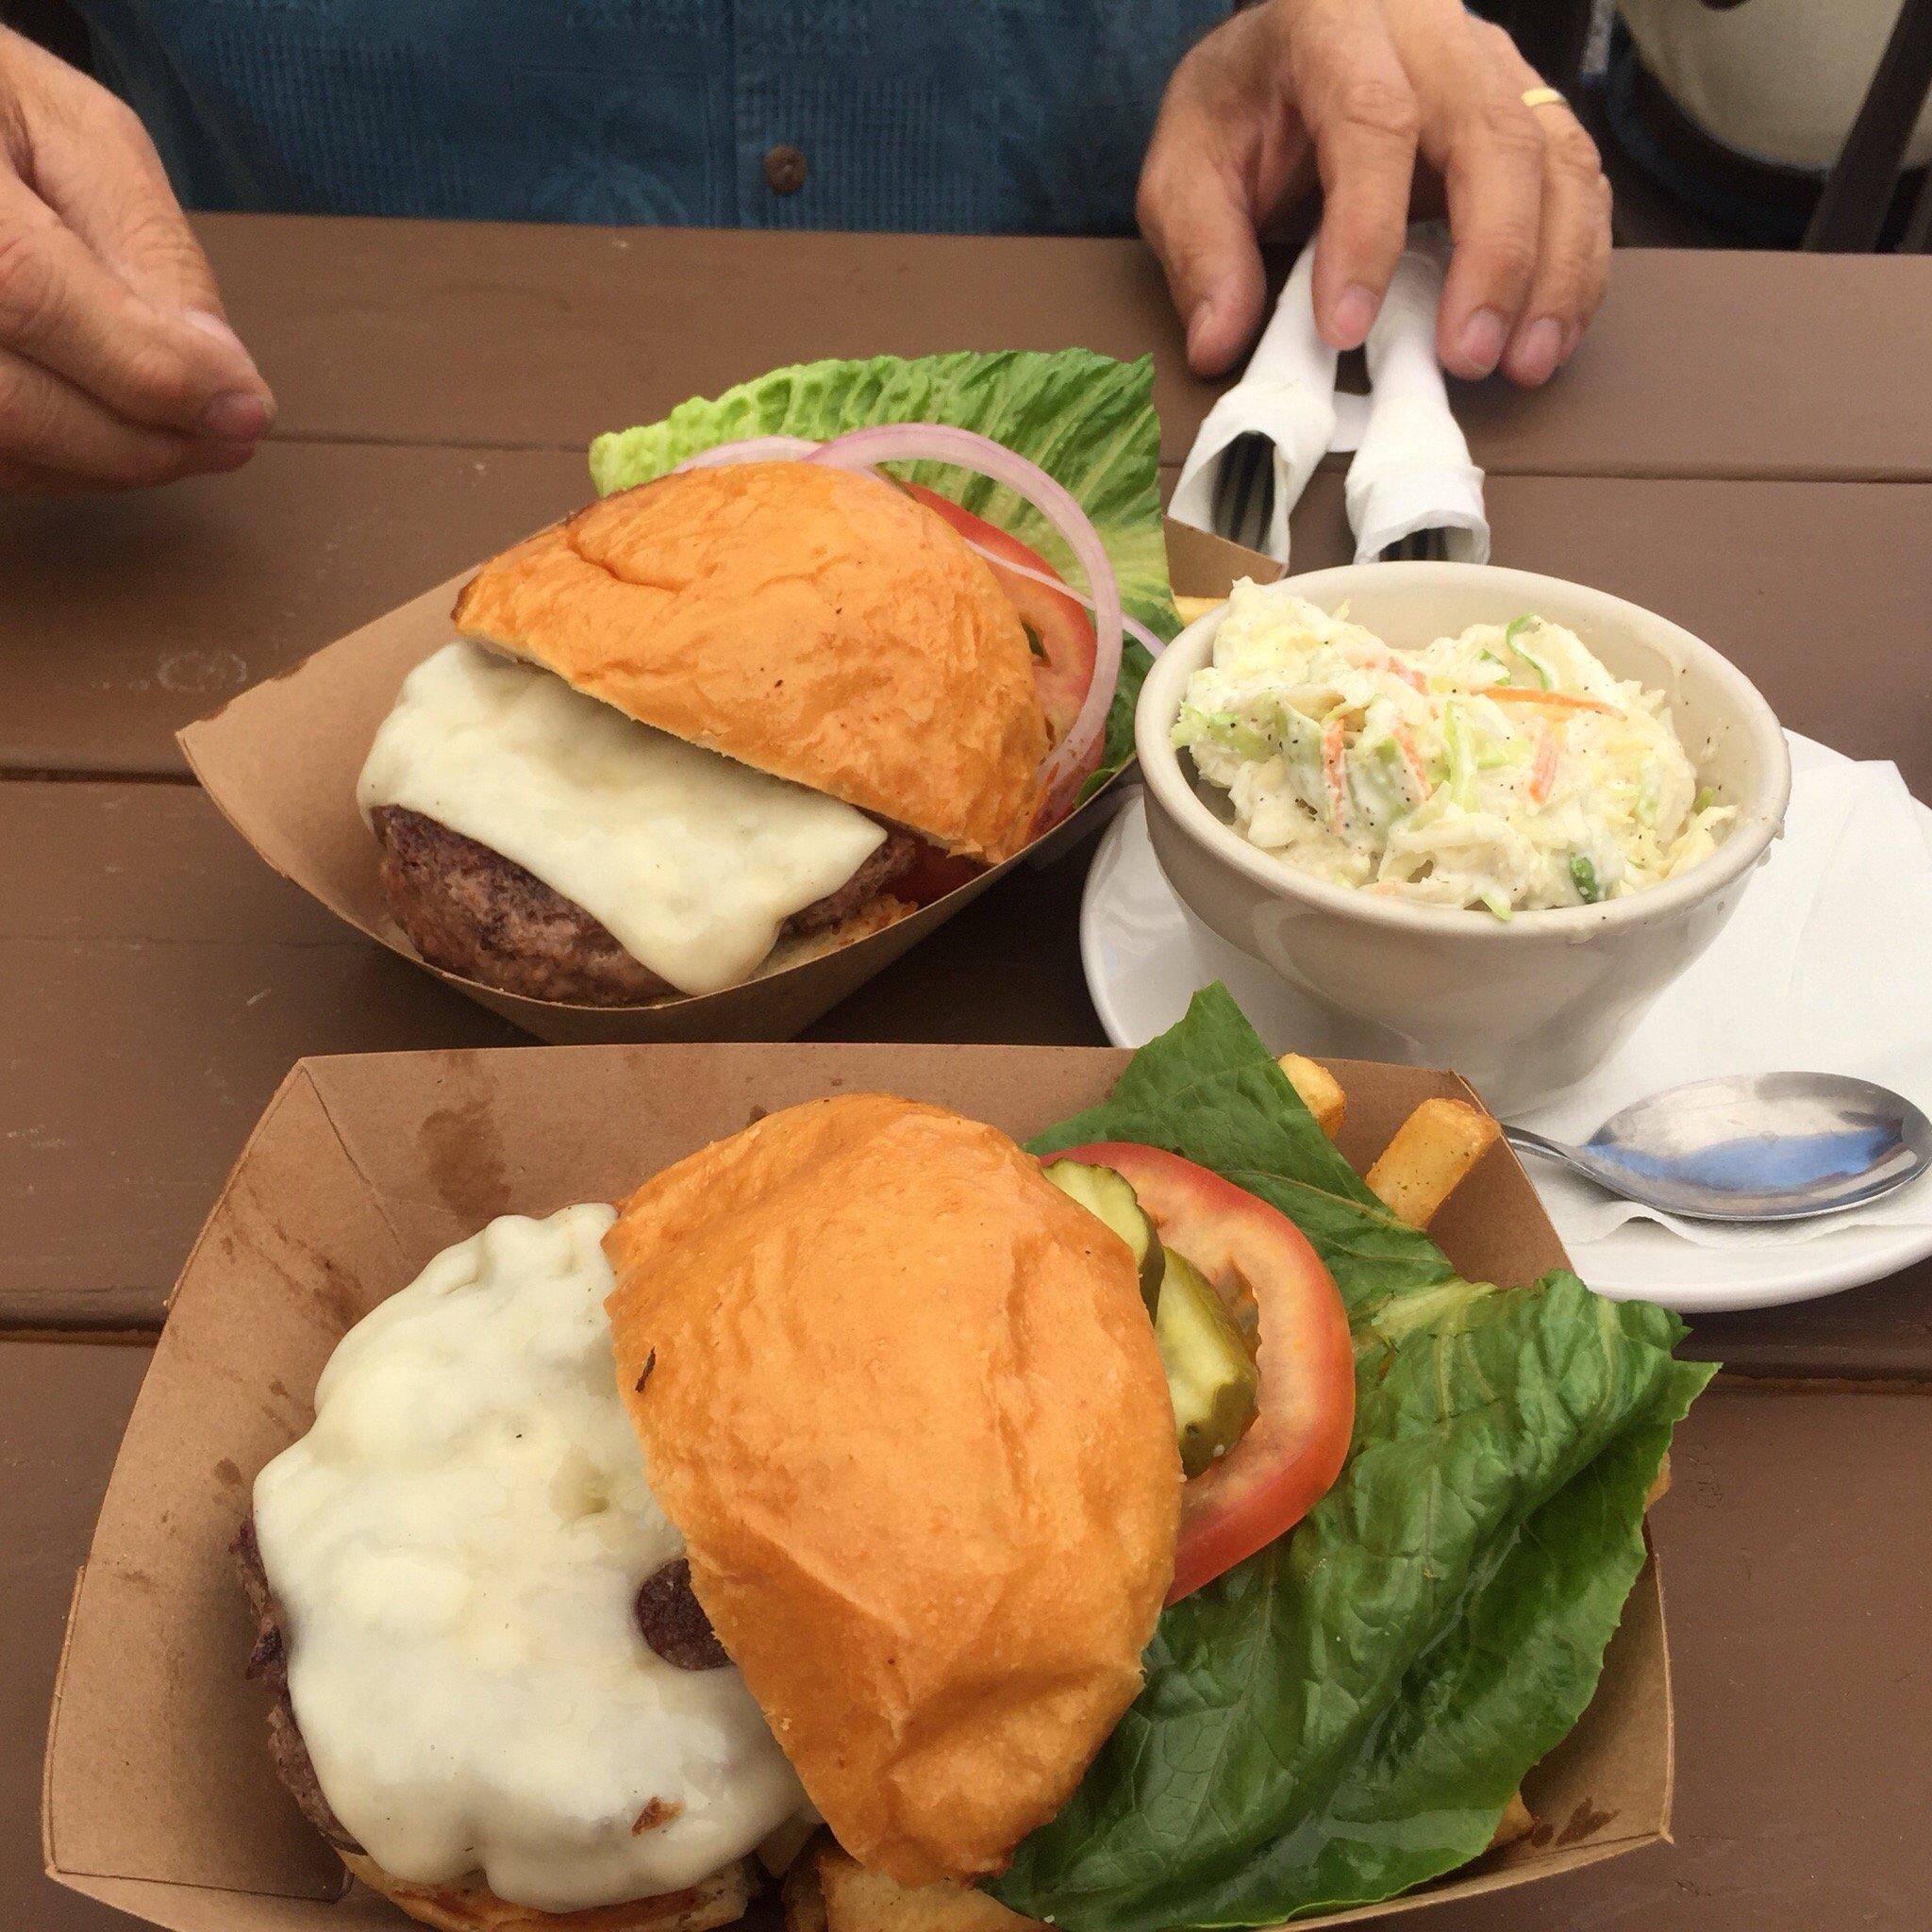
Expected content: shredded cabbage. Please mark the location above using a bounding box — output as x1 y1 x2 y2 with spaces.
1174 584 1735 916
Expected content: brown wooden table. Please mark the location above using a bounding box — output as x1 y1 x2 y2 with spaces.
5 219 1930 1369
4 219 1930 1930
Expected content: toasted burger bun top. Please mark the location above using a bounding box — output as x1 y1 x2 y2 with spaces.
452 463 1051 863
603 1095 1182 1888
339 1850 754 1932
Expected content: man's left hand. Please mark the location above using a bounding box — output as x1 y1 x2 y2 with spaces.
1139 0 1612 386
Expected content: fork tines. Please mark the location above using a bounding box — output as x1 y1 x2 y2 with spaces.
1380 527 1451 562
1211 432 1274 553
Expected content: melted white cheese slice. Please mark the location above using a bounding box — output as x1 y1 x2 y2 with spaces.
252 1205 805 1912
357 641 887 995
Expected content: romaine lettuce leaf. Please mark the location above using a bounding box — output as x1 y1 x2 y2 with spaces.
1028 1002 1452 1315
589 350 1174 785
996 986 1714 1929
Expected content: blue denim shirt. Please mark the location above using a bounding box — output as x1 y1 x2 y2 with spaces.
75 2 1230 232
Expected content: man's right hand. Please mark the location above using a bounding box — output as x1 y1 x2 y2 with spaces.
0 27 273 491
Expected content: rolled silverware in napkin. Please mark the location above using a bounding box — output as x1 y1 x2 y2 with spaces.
1168 245 1336 566
1171 224 1492 568
1345 225 1491 565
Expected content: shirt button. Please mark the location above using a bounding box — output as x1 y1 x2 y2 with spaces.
763 143 808 195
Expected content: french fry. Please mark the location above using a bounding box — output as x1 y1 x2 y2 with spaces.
792 1791 1543 1932
1365 1097 1501 1228
760 1812 824 1876
808 1840 1044 1932
782 1840 832 1932
1489 1791 1537 1852
1173 593 1226 626
1277 1053 1346 1138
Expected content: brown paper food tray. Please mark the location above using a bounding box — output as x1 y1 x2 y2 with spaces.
44 1041 1673 1932
175 519 1280 1046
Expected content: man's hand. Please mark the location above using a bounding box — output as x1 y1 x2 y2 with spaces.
1139 0 1611 386
0 28 273 491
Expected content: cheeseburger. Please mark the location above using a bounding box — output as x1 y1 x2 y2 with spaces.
238 1094 1222 1928
357 461 1084 1006
235 999 1704 1932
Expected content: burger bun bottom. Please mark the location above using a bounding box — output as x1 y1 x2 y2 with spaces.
783 1839 1041 1932
339 1851 756 1932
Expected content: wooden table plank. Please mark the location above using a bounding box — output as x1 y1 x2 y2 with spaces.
1450 250 1932 484
8 463 1930 782
0 1340 150 1931
4 780 1930 1371
5 1351 1926 1929
204 217 1205 459
196 216 1932 481
0 441 589 776
1454 1383 1932 1929
0 781 1105 1328
0 782 525 1326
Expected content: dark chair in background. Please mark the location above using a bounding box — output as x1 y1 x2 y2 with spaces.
1804 0 1932 250
1 0 90 71
1481 0 1931 253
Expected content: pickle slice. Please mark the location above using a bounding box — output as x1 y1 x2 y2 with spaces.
1042 1159 1165 1315
1155 1251 1261 1478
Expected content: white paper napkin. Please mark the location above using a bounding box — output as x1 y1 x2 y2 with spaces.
1520 758 1932 1247
1345 225 1491 564
1168 244 1336 565
1170 225 1491 568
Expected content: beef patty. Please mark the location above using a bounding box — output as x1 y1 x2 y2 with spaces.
234 1518 729 1853
370 807 917 1006
233 1516 363 1854
634 1560 730 1672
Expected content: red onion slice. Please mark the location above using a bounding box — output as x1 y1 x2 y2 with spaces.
806 424 1124 812
671 435 821 473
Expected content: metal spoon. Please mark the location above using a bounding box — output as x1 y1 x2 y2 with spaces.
1503 1074 1932 1223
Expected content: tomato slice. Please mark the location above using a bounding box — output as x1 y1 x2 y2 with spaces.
889 483 1104 891
893 842 982 906
1054 1141 1356 1602
902 481 1099 755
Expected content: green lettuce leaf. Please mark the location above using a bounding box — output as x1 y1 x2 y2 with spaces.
1028 991 1452 1314
996 987 1715 1930
589 350 1174 786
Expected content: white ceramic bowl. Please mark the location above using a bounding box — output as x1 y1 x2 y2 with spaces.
1137 563 1791 1111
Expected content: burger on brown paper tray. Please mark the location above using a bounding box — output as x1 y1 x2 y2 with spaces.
230 991 1708 1932
356 351 1179 1006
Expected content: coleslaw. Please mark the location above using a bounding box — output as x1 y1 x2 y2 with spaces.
1174 582 1734 917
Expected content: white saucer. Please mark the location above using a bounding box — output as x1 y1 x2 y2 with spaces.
1079 735 1932 1315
